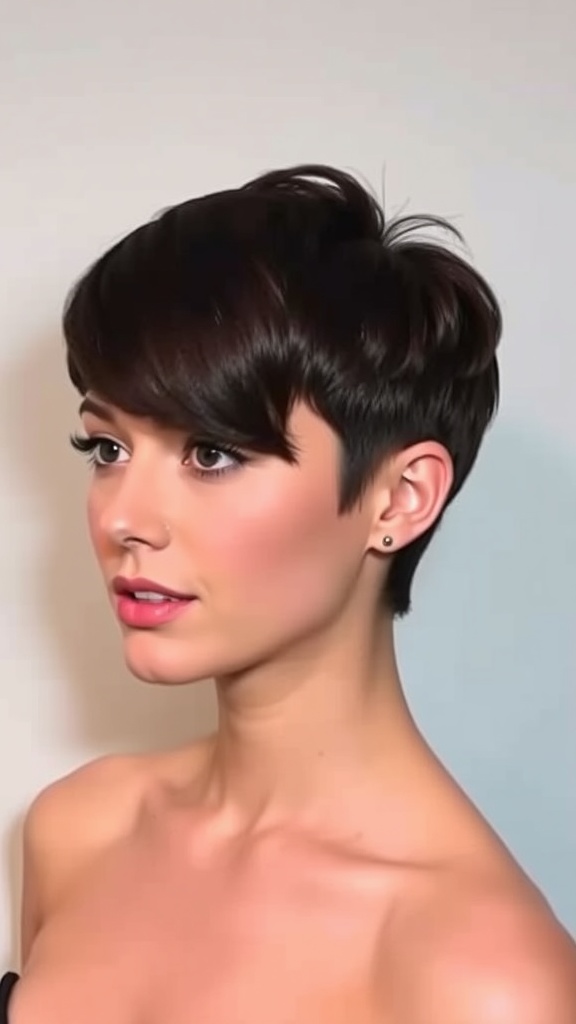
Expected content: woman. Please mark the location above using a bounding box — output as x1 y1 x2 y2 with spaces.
3 164 575 1023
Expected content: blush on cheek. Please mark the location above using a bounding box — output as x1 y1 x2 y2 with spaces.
210 497 350 630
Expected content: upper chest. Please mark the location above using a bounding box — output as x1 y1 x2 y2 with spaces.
17 819 404 1024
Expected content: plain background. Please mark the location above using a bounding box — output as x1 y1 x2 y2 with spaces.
1 0 575 965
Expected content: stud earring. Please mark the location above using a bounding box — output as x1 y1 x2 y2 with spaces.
382 535 394 548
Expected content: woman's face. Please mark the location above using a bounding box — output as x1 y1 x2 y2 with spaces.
79 396 376 687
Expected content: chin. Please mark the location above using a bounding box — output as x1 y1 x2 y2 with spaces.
121 631 214 686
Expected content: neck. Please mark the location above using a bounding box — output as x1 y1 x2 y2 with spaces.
198 615 423 837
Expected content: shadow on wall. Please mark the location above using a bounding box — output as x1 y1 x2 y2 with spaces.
2 817 23 972
2 332 576 938
3 333 217 754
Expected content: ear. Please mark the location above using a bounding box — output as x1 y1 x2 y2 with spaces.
366 442 454 553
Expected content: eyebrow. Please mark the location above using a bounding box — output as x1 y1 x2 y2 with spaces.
78 396 116 422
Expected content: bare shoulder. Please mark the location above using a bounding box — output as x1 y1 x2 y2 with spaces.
428 881 576 1023
382 867 576 1024
20 754 144 957
23 736 211 852
20 741 210 963
24 752 151 859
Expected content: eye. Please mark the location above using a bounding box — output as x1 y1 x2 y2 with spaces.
70 433 129 467
185 442 248 479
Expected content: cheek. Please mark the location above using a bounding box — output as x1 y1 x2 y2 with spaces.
201 480 360 624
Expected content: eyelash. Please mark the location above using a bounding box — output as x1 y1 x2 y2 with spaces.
69 433 248 479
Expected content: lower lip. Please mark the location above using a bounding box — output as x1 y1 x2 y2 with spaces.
115 595 197 628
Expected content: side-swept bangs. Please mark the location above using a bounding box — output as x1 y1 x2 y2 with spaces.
64 194 308 464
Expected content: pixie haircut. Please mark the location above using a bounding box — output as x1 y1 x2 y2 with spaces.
63 164 501 617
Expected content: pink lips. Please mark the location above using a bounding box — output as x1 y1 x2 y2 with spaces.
112 576 197 629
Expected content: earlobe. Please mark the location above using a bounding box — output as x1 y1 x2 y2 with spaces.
370 442 453 553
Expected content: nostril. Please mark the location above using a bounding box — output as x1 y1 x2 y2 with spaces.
110 521 171 549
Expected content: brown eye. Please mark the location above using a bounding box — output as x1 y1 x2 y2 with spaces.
70 433 129 467
184 442 248 479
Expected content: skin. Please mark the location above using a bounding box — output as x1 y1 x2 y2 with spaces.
12 397 576 1023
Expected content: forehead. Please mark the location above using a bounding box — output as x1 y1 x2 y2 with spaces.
288 401 340 454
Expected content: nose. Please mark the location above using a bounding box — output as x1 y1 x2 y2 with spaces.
96 464 172 552
111 518 171 551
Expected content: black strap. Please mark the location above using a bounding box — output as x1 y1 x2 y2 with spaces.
0 972 19 1017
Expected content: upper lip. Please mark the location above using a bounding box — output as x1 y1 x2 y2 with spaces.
112 576 196 600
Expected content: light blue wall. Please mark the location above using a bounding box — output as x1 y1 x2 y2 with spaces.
398 420 576 933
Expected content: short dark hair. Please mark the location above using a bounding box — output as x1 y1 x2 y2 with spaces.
63 163 501 617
